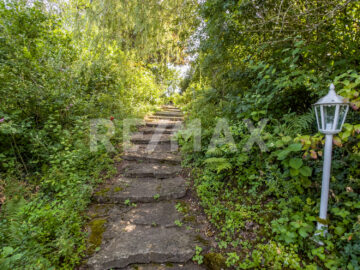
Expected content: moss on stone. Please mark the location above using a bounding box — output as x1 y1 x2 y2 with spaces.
88 218 107 254
183 215 196 223
94 187 110 197
113 186 123 192
176 201 190 214
204 252 227 270
87 204 112 219
195 234 210 246
165 262 174 267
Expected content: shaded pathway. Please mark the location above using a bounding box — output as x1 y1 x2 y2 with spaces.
85 106 205 270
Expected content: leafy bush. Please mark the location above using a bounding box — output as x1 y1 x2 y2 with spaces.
0 1 188 268
178 0 360 268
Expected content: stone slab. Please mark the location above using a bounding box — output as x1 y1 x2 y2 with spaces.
92 177 187 204
138 127 179 135
123 162 182 178
120 201 183 227
130 133 173 145
87 226 196 269
123 150 181 164
155 111 183 117
146 121 183 129
124 262 204 270
147 116 184 121
125 144 180 153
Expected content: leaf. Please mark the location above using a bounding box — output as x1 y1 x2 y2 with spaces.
2 246 14 257
340 130 351 140
299 166 312 177
334 226 346 236
299 227 309 238
276 150 290 160
275 140 284 148
333 136 343 147
284 231 297 244
310 150 318 159
289 158 303 169
287 143 302 152
281 136 292 143
290 168 299 177
204 157 232 173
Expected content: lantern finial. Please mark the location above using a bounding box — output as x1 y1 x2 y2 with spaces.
329 83 335 93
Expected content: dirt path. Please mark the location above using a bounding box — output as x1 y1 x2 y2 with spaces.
84 106 206 270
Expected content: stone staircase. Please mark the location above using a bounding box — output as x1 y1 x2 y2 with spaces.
85 106 205 270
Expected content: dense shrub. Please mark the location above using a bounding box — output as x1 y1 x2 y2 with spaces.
0 0 183 268
178 0 360 268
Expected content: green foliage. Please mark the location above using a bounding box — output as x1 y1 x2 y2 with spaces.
179 0 360 268
0 0 196 269
192 246 204 265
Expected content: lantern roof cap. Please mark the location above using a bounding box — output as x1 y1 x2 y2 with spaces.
314 84 348 105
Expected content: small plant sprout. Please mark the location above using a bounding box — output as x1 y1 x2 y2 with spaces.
124 199 131 206
192 246 203 264
174 220 183 227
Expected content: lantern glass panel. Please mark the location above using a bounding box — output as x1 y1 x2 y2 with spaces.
323 105 336 131
315 105 322 130
336 105 348 130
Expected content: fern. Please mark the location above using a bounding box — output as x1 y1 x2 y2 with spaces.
284 110 316 135
205 147 223 157
204 157 232 173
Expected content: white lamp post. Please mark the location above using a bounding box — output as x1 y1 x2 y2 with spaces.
313 83 349 234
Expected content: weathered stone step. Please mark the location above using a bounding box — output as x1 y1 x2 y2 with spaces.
87 225 196 270
123 263 204 270
155 111 183 117
138 126 179 135
161 105 181 110
146 121 182 129
109 201 183 227
123 162 181 178
123 149 181 164
92 177 187 204
163 109 182 112
125 143 179 153
130 133 173 145
147 115 184 121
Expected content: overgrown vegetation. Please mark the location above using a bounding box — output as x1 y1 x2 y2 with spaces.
0 0 197 268
177 0 360 269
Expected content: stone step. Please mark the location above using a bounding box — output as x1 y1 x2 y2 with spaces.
122 161 181 178
123 150 181 164
130 133 173 145
123 263 204 270
161 105 181 110
109 201 183 227
92 177 187 204
147 115 184 121
155 111 183 117
157 107 182 111
146 121 182 129
85 202 205 270
138 127 179 135
125 144 179 153
87 225 196 270
161 108 182 112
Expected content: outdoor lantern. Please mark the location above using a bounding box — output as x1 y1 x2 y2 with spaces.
314 84 349 134
313 83 349 234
